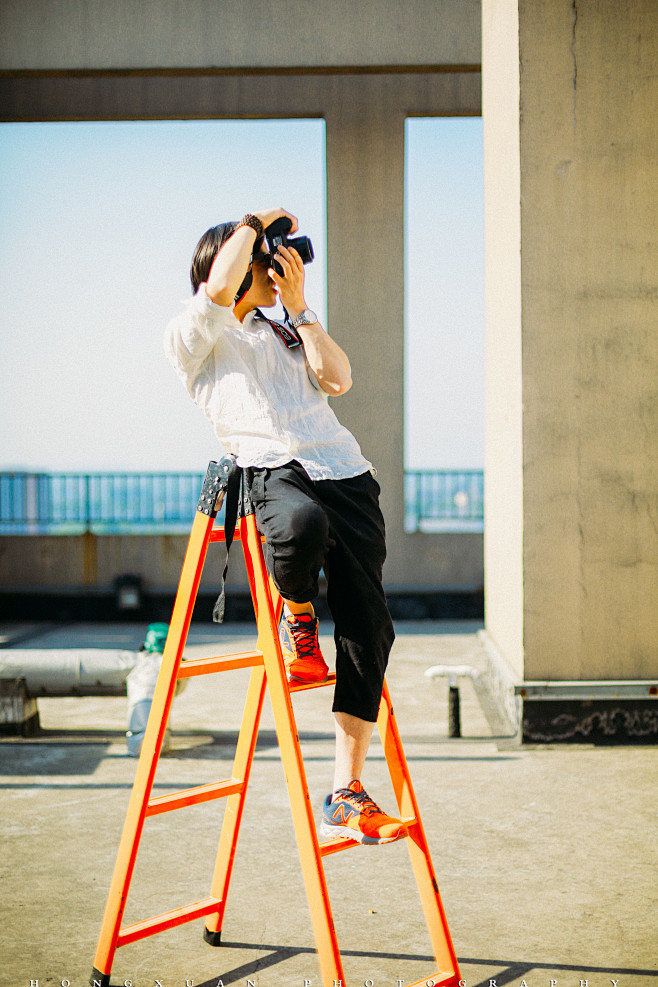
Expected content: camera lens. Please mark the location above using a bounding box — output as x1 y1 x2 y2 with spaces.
288 236 314 265
264 218 314 275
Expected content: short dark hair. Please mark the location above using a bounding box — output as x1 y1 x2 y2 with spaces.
190 222 238 294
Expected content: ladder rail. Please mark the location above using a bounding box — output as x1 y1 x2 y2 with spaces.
239 513 347 987
204 660 268 943
92 508 216 979
377 679 461 980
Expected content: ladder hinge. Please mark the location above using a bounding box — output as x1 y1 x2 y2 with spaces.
197 456 238 517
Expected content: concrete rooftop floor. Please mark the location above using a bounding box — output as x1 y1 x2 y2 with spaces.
0 620 656 987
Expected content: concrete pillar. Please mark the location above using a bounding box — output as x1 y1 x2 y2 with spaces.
483 0 658 690
325 82 405 548
482 0 524 678
325 74 484 589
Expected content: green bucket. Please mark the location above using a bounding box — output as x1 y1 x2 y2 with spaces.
141 622 169 654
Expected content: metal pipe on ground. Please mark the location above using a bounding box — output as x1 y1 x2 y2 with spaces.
0 623 185 754
0 649 136 696
424 663 480 738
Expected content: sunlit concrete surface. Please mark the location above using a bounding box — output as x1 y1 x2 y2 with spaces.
1 622 656 987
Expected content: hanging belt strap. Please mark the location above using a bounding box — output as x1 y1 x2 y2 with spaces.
194 456 241 623
212 457 242 623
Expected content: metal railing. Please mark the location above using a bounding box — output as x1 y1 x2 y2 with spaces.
404 470 484 532
0 470 483 534
0 471 214 534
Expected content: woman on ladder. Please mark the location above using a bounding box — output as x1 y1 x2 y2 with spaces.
165 207 405 845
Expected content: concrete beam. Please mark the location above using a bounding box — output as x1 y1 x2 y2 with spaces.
0 0 481 72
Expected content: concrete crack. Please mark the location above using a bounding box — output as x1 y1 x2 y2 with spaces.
571 0 579 126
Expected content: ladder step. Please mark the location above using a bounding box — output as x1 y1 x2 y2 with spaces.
117 896 221 947
319 819 417 856
405 974 461 987
146 778 244 816
178 650 264 678
289 672 337 693
319 835 361 856
179 658 332 687
209 528 265 543
209 528 233 542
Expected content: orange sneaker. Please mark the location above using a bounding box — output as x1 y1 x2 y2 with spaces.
279 612 329 684
319 780 407 844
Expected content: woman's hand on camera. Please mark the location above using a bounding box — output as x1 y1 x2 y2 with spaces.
253 207 298 235
269 245 306 315
206 208 296 308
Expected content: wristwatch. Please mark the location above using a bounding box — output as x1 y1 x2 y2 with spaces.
290 308 318 329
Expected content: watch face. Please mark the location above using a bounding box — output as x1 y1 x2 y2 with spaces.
292 309 317 328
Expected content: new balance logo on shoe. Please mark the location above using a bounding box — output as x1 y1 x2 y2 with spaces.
320 779 407 845
330 804 355 825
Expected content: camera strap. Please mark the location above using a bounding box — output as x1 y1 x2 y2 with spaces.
254 308 303 348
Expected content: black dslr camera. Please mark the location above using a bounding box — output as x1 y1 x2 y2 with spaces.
264 217 314 276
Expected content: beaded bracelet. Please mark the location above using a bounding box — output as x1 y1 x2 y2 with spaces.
239 214 264 239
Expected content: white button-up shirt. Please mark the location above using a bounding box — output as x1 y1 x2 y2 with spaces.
164 286 371 480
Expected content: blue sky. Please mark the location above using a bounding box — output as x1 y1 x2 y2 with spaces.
0 117 483 473
405 117 484 470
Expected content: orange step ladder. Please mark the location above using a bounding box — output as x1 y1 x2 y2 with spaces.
90 458 461 987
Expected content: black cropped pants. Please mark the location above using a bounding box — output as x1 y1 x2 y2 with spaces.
246 462 395 723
